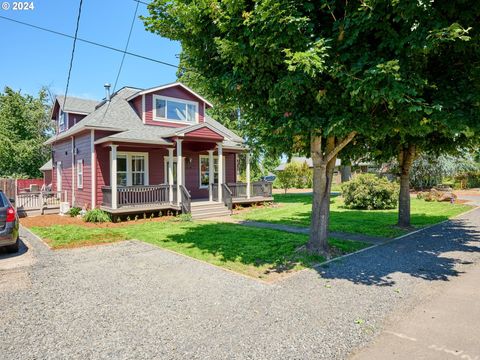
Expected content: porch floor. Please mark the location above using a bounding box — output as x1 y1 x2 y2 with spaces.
100 203 181 215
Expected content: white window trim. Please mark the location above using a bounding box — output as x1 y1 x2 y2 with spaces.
199 155 225 189
163 156 185 185
152 94 199 124
116 151 149 186
77 159 84 189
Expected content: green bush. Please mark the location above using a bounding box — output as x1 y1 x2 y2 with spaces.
67 207 81 217
175 213 192 222
341 174 399 210
83 209 111 223
275 161 312 193
454 171 480 189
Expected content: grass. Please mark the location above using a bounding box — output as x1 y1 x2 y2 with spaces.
234 194 473 238
30 221 369 280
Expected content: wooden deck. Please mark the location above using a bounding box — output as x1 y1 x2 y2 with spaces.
232 196 274 204
100 203 181 215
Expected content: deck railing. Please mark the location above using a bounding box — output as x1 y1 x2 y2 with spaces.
226 181 273 199
211 183 219 202
221 183 233 211
179 185 191 214
16 191 65 210
102 185 170 208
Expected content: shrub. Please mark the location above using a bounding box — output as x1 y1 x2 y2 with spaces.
341 174 399 210
275 161 312 193
454 171 480 189
67 207 81 217
175 213 192 222
83 209 111 223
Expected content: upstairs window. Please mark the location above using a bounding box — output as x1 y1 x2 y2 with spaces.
59 110 66 132
153 95 197 123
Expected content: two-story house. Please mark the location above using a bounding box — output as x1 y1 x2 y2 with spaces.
45 82 273 219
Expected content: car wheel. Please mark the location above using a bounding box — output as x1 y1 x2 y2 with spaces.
6 238 19 253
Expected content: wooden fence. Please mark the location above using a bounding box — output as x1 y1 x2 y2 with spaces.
0 178 16 199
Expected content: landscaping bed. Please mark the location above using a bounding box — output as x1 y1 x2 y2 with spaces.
234 194 473 238
25 218 369 281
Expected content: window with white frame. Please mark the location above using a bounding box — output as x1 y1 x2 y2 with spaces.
199 155 225 188
153 95 197 123
76 159 83 189
59 110 66 131
116 153 148 186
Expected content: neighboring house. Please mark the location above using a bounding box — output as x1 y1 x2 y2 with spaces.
39 159 52 187
45 82 272 218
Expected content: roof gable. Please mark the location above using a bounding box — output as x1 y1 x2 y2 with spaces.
126 82 213 108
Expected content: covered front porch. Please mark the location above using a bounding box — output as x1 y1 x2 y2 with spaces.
96 133 273 215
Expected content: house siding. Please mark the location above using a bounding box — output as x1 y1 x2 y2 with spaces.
184 127 224 141
51 138 73 203
67 113 87 129
141 85 207 127
73 131 92 208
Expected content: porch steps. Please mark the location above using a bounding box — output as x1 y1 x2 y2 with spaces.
190 201 231 220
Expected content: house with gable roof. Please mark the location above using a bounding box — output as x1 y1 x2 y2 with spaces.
45 82 273 219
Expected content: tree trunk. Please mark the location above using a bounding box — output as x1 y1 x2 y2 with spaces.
397 144 416 228
340 165 352 182
306 132 356 256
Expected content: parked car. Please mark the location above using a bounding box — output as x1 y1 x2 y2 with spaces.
0 190 19 253
260 175 277 183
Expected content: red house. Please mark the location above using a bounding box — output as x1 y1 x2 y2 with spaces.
45 82 273 219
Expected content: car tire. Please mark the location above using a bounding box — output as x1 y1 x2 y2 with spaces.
6 238 19 253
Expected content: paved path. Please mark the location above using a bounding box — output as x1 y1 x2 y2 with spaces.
351 263 480 360
231 219 390 245
0 209 479 359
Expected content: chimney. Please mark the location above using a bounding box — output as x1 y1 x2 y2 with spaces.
104 83 111 102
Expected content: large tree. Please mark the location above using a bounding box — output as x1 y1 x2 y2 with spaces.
143 0 479 255
0 87 52 178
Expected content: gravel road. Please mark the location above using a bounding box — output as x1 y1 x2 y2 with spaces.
0 208 479 360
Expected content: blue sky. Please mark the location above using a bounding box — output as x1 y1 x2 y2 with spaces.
0 0 180 101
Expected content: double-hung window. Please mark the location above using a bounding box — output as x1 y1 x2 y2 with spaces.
116 153 148 186
76 160 83 189
59 110 66 132
153 95 197 123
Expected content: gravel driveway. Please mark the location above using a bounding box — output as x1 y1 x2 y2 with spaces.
1 208 479 360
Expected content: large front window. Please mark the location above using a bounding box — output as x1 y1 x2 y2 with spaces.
153 95 197 123
199 155 225 188
116 153 148 186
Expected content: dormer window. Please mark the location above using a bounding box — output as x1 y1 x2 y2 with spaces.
59 110 66 132
153 95 197 123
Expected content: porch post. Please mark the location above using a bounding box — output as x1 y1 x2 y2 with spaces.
217 142 223 202
168 148 174 203
246 152 251 199
176 139 183 206
110 144 118 210
208 149 214 201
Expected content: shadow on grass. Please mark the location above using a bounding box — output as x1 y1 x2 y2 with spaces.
316 215 480 286
148 222 326 274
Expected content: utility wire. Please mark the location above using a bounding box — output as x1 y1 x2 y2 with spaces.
132 0 150 6
62 0 83 111
0 15 180 70
113 1 140 93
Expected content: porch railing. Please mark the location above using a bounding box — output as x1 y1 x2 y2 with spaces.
221 183 233 211
102 185 170 208
226 181 273 199
211 183 218 202
16 191 65 210
179 185 191 214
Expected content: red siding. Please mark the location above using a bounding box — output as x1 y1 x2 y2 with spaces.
68 113 87 129
42 171 52 187
51 131 93 208
142 85 206 127
73 131 92 208
132 96 143 119
184 127 224 141
16 179 44 193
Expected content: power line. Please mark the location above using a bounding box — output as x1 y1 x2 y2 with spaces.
132 0 150 5
62 0 83 111
0 15 180 70
113 1 140 93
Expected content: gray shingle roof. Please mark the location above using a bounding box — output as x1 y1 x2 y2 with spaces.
45 84 245 148
39 159 52 171
56 96 99 114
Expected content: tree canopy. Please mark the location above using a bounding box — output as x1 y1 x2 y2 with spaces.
0 87 52 178
143 0 480 254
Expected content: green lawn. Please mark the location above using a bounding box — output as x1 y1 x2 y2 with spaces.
235 194 473 238
30 221 369 280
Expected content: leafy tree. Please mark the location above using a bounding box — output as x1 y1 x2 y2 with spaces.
143 0 479 254
275 162 300 194
0 87 52 178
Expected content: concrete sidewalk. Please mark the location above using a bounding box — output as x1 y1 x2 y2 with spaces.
351 264 480 360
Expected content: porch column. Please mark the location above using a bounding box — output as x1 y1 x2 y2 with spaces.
217 142 223 202
176 139 183 205
208 149 214 201
110 144 118 210
246 152 251 199
168 148 174 203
